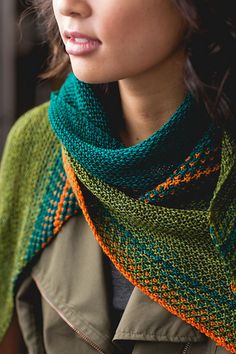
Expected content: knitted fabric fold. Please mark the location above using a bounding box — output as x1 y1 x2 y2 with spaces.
49 73 218 195
0 72 236 353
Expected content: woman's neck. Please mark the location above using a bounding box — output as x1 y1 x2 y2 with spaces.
118 49 187 147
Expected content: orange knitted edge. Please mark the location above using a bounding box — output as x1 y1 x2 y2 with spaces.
53 178 71 234
62 152 236 354
231 282 236 293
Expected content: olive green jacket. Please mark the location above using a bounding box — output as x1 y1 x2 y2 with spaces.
15 215 230 354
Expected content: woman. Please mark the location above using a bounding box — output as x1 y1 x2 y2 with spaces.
0 0 236 353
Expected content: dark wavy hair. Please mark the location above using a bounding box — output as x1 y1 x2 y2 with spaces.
25 0 236 131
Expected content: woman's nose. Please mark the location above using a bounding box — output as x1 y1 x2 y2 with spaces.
56 0 92 18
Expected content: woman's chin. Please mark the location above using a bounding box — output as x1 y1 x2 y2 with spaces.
70 60 124 84
71 65 110 84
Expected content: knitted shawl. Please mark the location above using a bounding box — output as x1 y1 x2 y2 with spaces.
0 72 236 352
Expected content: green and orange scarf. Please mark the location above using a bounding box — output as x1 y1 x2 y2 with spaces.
0 72 236 352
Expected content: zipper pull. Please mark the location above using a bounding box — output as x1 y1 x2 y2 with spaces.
181 342 192 354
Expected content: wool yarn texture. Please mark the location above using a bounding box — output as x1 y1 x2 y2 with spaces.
0 72 236 352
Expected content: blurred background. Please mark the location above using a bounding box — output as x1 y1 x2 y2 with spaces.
0 0 51 156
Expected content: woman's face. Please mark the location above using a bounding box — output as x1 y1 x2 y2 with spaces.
53 0 187 84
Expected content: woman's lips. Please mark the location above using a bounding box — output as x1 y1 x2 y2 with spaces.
64 30 101 56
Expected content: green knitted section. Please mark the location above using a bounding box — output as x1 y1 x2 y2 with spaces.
64 145 236 351
0 103 80 341
0 103 56 339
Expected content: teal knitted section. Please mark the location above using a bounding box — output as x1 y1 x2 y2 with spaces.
25 152 80 262
49 72 220 193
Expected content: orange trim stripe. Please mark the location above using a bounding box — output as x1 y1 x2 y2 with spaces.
231 282 236 293
53 179 71 234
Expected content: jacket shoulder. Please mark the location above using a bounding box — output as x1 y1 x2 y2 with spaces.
1 101 60 173
0 101 62 218
5 101 53 149
0 102 62 342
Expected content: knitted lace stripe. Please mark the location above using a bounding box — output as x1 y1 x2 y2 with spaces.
63 152 236 353
25 152 80 262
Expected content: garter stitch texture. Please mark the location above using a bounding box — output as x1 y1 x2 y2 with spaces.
0 72 236 352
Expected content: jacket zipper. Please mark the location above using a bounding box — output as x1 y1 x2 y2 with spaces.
181 342 192 354
33 276 106 354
